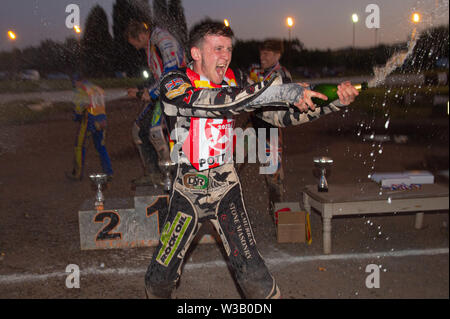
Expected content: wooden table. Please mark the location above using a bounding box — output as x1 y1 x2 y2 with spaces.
302 182 449 254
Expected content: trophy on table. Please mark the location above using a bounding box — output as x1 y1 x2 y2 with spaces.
89 173 108 211
313 156 333 192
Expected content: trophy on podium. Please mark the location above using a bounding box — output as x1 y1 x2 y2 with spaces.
89 173 108 211
313 157 333 192
159 160 176 192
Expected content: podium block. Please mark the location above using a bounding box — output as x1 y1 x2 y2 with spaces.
79 186 216 250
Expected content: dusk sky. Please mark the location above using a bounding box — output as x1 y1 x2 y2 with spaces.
0 0 448 52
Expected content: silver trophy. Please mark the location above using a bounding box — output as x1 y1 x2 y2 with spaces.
89 173 108 210
159 160 176 192
313 156 333 192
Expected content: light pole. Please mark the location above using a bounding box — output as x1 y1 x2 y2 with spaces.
374 28 378 47
286 17 294 67
411 12 421 41
7 30 16 41
352 14 359 48
73 25 82 74
7 30 17 52
286 16 294 43
74 25 81 43
7 30 17 78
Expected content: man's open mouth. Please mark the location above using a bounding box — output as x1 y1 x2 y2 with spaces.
216 64 227 75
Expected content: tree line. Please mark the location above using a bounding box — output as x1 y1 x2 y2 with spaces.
0 0 447 80
0 0 187 79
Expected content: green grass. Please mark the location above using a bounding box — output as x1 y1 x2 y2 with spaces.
353 85 449 120
0 99 73 125
0 77 144 94
0 84 447 124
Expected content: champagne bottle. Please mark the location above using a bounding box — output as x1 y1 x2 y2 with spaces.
311 82 368 107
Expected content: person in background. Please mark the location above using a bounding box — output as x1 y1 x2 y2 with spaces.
126 20 186 187
248 39 292 203
66 75 113 181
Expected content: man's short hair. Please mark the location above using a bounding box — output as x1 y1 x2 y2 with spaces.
189 19 234 49
125 20 150 40
260 39 284 54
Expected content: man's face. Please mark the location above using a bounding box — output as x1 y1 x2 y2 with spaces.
260 49 281 70
192 35 232 85
128 33 148 50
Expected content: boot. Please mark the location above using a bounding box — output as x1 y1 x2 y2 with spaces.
65 170 82 181
132 173 155 186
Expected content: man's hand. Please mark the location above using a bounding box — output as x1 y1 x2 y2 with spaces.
294 83 328 112
337 81 359 105
293 81 359 112
127 88 139 98
127 88 151 101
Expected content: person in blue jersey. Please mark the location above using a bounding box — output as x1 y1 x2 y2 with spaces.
126 20 186 187
66 75 113 181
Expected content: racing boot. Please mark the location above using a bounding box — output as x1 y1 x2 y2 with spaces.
65 169 82 181
132 142 158 186
266 174 285 204
132 174 154 186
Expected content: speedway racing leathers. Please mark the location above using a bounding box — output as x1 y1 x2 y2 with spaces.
133 27 186 183
70 81 113 180
248 62 293 202
144 66 347 298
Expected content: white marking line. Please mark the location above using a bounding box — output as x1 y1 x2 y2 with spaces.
0 248 447 285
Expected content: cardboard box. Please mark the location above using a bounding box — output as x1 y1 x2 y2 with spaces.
277 211 306 243
273 202 310 244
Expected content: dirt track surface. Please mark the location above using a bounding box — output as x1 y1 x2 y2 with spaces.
0 97 448 299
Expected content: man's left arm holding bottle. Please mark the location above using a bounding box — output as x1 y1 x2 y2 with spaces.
255 73 360 128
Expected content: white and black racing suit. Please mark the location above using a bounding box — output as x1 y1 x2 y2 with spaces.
144 65 346 299
133 27 186 177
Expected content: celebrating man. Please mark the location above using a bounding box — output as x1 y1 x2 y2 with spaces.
144 19 358 299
